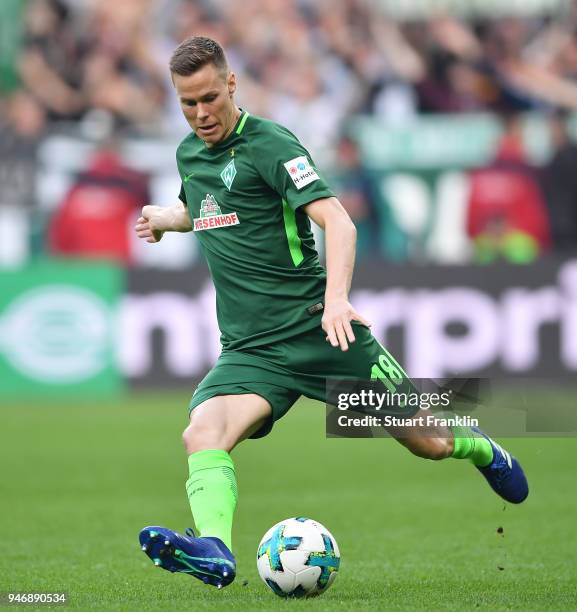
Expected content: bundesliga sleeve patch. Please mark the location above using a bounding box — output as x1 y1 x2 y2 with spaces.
283 156 320 190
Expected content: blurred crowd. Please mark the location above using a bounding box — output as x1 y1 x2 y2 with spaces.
4 0 577 136
1 0 577 266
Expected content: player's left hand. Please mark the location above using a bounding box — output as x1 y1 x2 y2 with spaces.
322 298 371 351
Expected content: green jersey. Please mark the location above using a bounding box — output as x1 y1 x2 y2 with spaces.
177 110 335 350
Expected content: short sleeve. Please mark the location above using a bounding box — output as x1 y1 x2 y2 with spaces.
250 123 335 210
179 184 188 205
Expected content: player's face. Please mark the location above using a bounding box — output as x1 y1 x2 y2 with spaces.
173 64 238 146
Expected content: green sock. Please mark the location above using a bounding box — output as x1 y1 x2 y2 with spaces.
185 449 237 550
450 426 493 467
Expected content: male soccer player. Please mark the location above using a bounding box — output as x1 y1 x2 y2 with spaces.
135 37 528 588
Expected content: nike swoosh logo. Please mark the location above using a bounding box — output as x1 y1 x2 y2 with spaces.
183 172 194 183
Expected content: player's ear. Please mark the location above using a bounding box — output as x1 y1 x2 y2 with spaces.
227 72 236 97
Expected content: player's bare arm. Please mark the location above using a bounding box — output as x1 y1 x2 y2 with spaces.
304 197 371 352
135 200 192 243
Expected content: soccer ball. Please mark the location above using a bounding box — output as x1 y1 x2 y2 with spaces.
256 517 340 598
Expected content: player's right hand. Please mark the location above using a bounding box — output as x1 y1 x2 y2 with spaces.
135 205 165 243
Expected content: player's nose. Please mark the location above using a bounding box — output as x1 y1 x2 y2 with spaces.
196 103 210 119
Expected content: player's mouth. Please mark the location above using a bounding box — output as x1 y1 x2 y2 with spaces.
197 124 218 136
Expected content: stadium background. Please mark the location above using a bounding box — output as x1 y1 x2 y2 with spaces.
1 0 576 609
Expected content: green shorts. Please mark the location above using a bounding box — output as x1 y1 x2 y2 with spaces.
189 323 407 438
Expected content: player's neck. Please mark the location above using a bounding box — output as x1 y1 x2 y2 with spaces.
209 106 241 148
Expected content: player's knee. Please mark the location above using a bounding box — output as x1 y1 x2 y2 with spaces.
182 417 227 454
406 436 452 461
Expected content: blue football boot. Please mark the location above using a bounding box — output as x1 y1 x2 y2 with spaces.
139 526 235 588
472 427 529 504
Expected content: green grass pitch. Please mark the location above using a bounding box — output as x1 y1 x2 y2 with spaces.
1 392 576 610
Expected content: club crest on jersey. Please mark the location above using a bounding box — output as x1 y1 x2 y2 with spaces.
194 194 240 232
283 156 319 190
220 159 237 191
